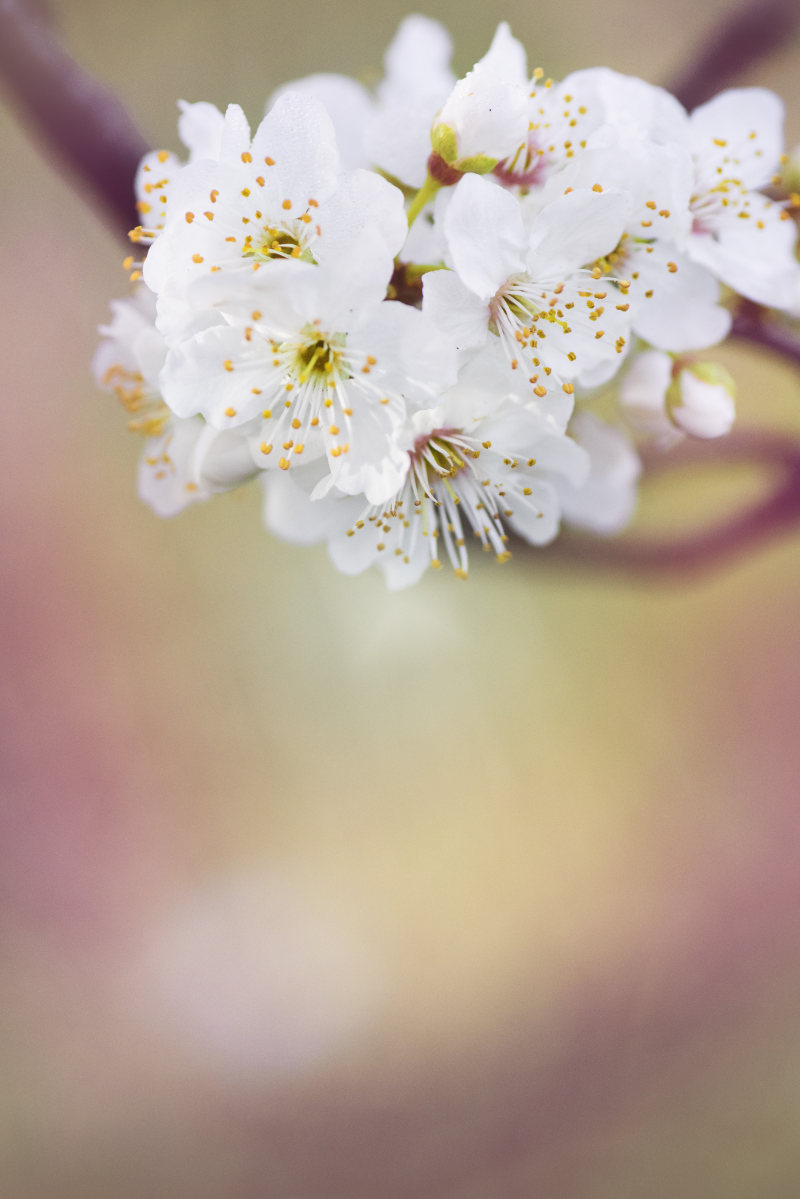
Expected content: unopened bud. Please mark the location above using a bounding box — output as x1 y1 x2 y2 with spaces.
666 363 736 439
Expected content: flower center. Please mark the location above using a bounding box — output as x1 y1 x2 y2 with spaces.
242 224 315 264
103 363 169 437
291 331 346 384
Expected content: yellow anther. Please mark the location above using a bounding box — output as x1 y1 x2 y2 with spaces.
192 253 204 263
282 199 292 210
185 211 195 223
157 150 169 163
224 360 234 372
224 406 236 417
241 151 253 163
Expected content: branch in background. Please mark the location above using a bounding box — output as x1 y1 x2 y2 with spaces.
534 429 800 578
731 303 800 373
0 0 149 235
668 0 800 111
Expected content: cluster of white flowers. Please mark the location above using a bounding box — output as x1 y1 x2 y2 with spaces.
94 16 800 587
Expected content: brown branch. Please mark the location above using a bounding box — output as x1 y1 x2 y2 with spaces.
668 0 800 111
731 304 800 373
0 0 149 236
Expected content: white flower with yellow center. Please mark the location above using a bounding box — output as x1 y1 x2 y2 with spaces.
143 92 407 344
159 251 456 506
568 77 800 312
263 354 588 588
540 140 731 353
684 89 800 310
424 173 633 404
93 290 256 516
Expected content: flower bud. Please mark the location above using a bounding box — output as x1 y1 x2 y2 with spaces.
666 363 736 439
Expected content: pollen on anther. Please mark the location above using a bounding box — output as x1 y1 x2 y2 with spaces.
282 199 292 210
241 151 253 163
185 212 195 223
224 406 237 417
224 360 234 371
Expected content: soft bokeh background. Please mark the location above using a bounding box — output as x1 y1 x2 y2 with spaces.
3 1 800 1195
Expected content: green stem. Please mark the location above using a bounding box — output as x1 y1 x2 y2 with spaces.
403 262 447 280
406 173 441 228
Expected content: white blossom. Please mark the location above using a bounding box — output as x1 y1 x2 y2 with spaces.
94 20 800 587
93 289 255 516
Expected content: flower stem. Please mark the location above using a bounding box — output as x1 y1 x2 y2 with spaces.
406 174 441 229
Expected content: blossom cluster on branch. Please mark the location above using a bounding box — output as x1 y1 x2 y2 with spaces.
93 15 800 587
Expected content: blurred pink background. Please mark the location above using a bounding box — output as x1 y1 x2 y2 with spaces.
3 1 800 1194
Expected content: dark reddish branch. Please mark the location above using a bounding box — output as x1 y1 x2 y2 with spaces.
0 0 149 235
668 0 800 111
534 429 800 578
731 304 800 373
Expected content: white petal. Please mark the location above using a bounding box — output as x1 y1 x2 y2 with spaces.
263 467 360 545
528 188 631 279
379 15 454 106
632 253 732 352
619 349 673 438
673 370 735 439
422 269 489 354
688 196 800 308
689 88 784 189
557 412 641 535
444 174 527 299
267 75 373 171
177 101 226 161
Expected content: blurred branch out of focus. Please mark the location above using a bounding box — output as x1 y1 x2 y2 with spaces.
3 0 800 582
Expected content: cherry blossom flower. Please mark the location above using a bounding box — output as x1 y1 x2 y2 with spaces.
93 289 255 515
424 173 633 403
264 356 588 587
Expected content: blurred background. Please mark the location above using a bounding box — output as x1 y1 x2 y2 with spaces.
3 0 800 1195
